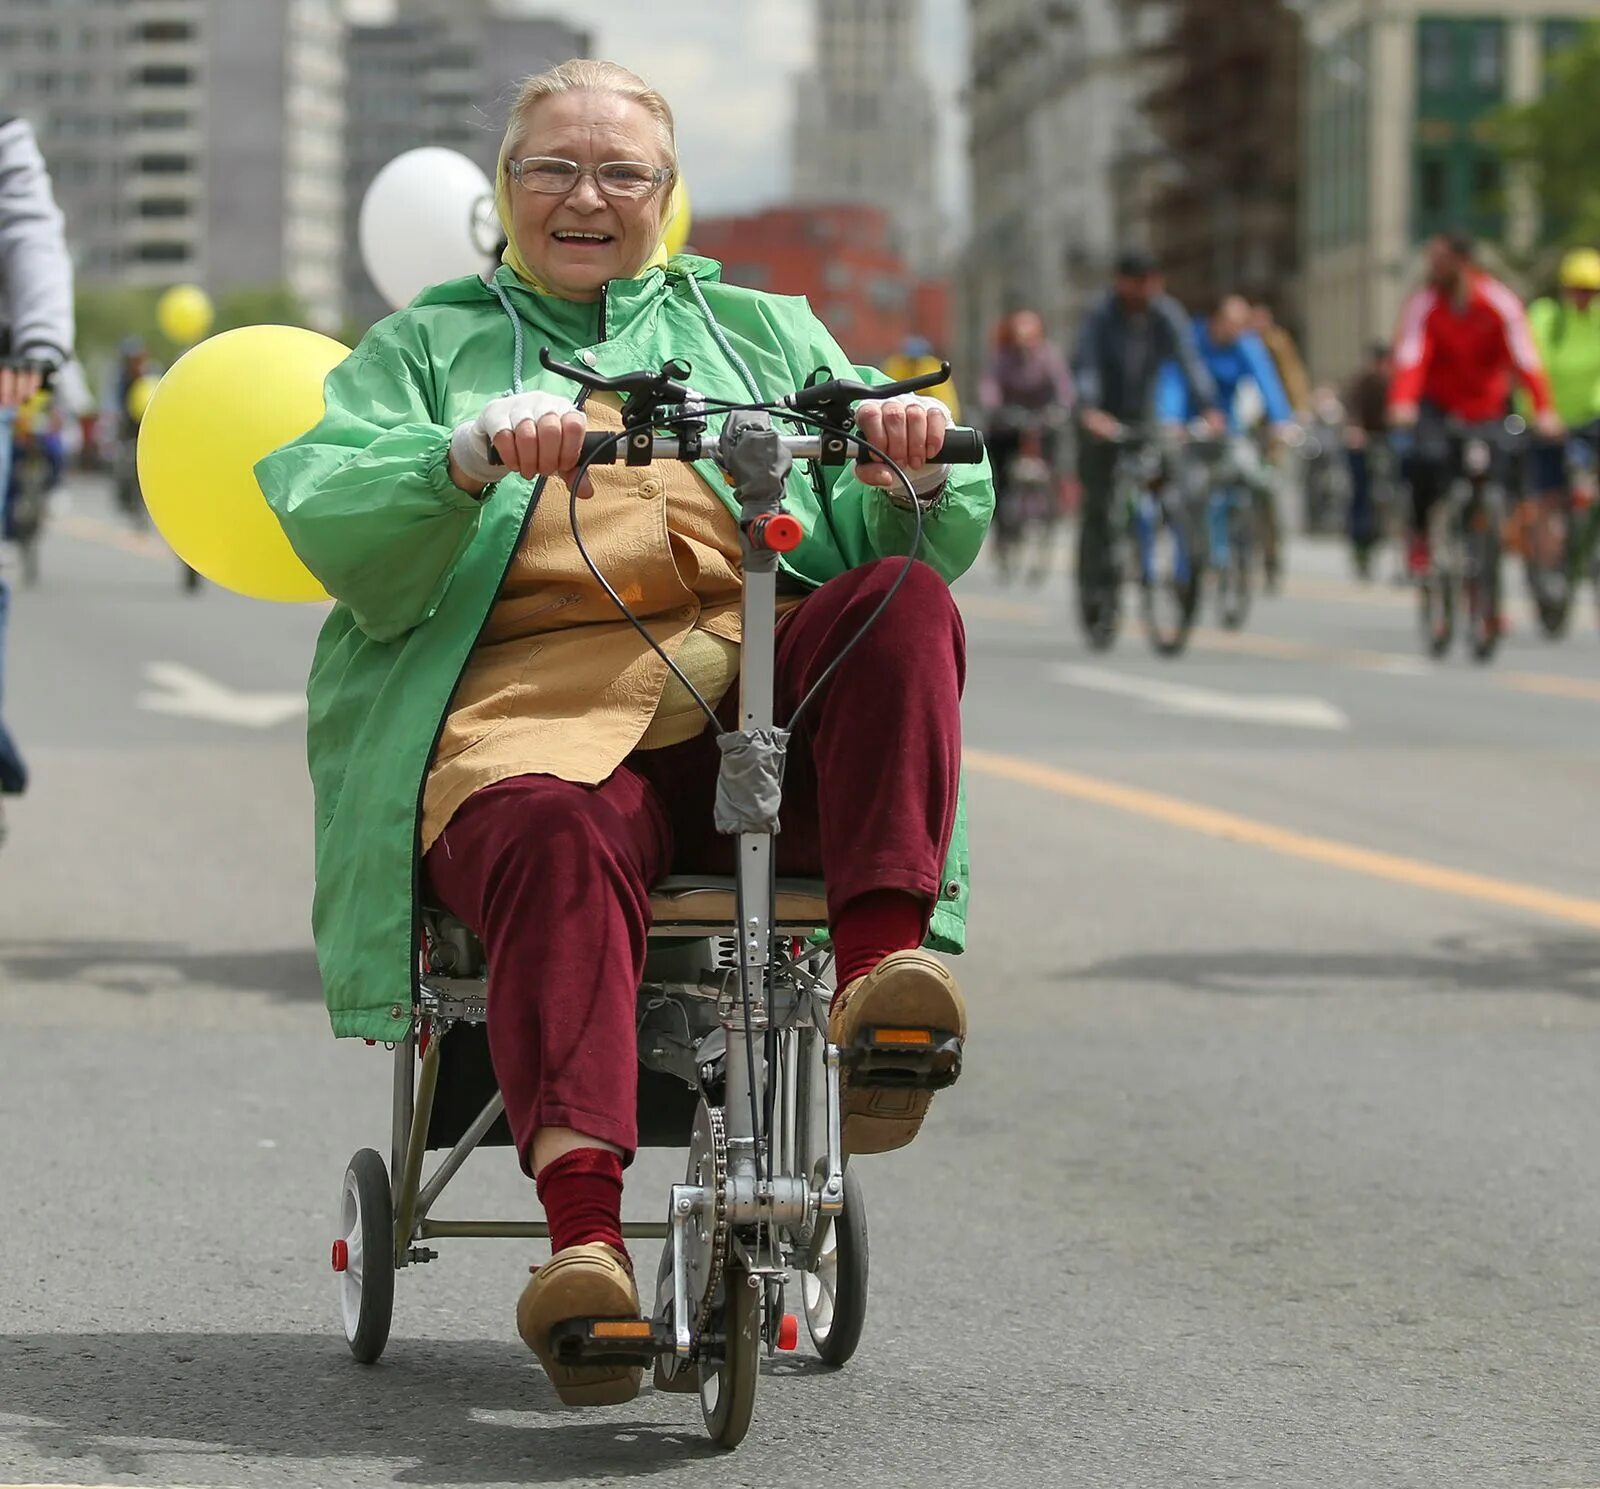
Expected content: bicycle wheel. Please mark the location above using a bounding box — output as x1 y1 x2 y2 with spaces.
1140 501 1200 658
699 1261 760 1449
1216 500 1254 631
1419 571 1454 658
1522 497 1572 639
1465 505 1503 663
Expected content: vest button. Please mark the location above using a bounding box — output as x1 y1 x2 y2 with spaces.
580 350 598 366
637 477 661 498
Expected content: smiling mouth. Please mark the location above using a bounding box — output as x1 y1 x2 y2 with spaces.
552 230 614 246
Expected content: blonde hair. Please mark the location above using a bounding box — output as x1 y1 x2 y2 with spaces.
494 59 680 288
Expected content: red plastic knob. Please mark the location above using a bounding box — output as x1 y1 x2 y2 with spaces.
777 1313 799 1351
331 1239 349 1273
752 513 803 553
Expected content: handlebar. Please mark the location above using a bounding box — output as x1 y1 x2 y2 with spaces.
568 427 985 467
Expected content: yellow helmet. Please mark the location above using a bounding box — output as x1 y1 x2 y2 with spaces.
1559 247 1600 291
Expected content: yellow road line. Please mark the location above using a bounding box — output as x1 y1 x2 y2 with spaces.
1501 672 1600 703
53 510 170 560
966 746 1600 930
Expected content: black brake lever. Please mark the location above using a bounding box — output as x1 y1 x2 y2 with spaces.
538 346 692 403
786 360 954 413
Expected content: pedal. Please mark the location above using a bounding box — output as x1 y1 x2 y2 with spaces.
547 1317 674 1370
843 1027 962 1091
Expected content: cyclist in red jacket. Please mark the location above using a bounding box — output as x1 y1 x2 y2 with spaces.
1388 229 1561 575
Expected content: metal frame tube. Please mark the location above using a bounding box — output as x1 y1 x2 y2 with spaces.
393 1033 441 1267
415 1091 505 1221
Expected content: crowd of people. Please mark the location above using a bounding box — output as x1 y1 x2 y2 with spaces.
937 232 1600 644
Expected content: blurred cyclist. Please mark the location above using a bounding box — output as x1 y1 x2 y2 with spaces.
1250 299 1311 417
1157 293 1295 589
0 111 75 822
1071 250 1220 633
1343 341 1394 576
1388 229 1559 576
978 309 1071 576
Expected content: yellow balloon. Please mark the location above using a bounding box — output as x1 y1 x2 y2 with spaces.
662 179 692 257
157 283 214 346
136 325 346 602
126 374 159 423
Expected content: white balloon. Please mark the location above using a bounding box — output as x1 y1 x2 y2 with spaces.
358 147 496 311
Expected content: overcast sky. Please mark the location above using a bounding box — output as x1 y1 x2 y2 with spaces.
346 0 969 220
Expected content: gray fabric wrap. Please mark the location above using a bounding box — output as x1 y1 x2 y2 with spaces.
714 728 790 835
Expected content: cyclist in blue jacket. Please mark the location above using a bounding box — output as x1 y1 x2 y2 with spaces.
1157 293 1296 588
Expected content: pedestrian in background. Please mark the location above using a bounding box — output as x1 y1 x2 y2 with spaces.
1342 340 1393 577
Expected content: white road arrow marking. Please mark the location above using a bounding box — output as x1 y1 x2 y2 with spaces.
1057 664 1350 731
139 662 306 729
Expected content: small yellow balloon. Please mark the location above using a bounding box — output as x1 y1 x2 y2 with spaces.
137 325 347 602
662 179 692 258
126 374 159 423
156 283 214 346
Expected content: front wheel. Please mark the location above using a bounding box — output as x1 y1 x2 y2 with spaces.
700 1263 760 1449
1419 572 1454 658
1465 510 1503 663
1215 504 1254 631
336 1148 395 1364
1139 503 1200 658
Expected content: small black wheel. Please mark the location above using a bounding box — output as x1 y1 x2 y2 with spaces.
699 1263 760 1449
802 1165 869 1367
337 1148 395 1364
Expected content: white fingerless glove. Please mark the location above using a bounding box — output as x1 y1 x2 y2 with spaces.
448 390 579 489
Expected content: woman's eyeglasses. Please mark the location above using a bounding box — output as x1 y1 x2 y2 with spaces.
507 157 672 200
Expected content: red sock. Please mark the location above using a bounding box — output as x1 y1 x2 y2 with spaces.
535 1147 627 1261
831 889 928 993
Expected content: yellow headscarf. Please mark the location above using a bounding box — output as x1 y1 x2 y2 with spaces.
494 157 677 294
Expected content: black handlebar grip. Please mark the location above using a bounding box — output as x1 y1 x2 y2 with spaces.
935 428 985 464
581 431 621 464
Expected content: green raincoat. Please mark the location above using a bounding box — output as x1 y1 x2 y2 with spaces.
256 257 994 1041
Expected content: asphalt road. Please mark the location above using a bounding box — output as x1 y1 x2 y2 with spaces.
2 477 1598 1488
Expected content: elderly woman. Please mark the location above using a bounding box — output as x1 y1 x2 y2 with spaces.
257 59 992 1406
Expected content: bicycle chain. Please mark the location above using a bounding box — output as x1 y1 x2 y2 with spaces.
690 1103 729 1358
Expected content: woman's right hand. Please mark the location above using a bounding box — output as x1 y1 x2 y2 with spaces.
448 391 591 494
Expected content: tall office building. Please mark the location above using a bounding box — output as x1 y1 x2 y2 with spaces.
1300 0 1596 378
791 0 944 274
343 0 589 327
2 0 346 330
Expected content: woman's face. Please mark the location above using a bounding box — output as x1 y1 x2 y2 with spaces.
507 91 671 302
1009 311 1043 349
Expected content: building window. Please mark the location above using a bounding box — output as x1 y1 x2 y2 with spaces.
137 20 195 42
137 153 192 174
135 241 191 263
137 64 194 87
137 197 191 218
1418 20 1454 94
139 110 192 130
1411 16 1505 242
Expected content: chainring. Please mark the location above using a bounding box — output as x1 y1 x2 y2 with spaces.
684 1100 729 1358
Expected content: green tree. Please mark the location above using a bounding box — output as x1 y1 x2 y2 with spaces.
1491 21 1600 247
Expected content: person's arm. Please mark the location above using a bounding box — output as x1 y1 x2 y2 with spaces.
1154 358 1189 424
1161 300 1219 411
254 327 503 644
1272 330 1312 414
1070 302 1107 412
0 118 74 370
1481 277 1554 416
1387 289 1434 414
778 304 994 583
1240 332 1294 425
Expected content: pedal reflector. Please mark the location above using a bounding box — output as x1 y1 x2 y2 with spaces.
589 1320 653 1340
872 1027 934 1046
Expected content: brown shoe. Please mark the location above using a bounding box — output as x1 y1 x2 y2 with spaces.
828 949 966 1156
516 1243 642 1407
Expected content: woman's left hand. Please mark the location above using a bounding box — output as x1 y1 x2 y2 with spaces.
855 394 949 494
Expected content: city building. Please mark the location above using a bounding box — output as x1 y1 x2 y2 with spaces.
342 0 589 328
962 0 1171 369
690 204 952 368
1300 0 1596 380
1 0 346 330
1141 0 1304 331
791 0 944 275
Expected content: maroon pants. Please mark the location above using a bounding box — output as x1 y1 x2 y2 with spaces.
423 559 965 1166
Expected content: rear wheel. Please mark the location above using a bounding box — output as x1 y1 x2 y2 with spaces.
1522 497 1572 639
336 1148 395 1364
699 1262 760 1449
1216 504 1254 631
1420 572 1454 658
